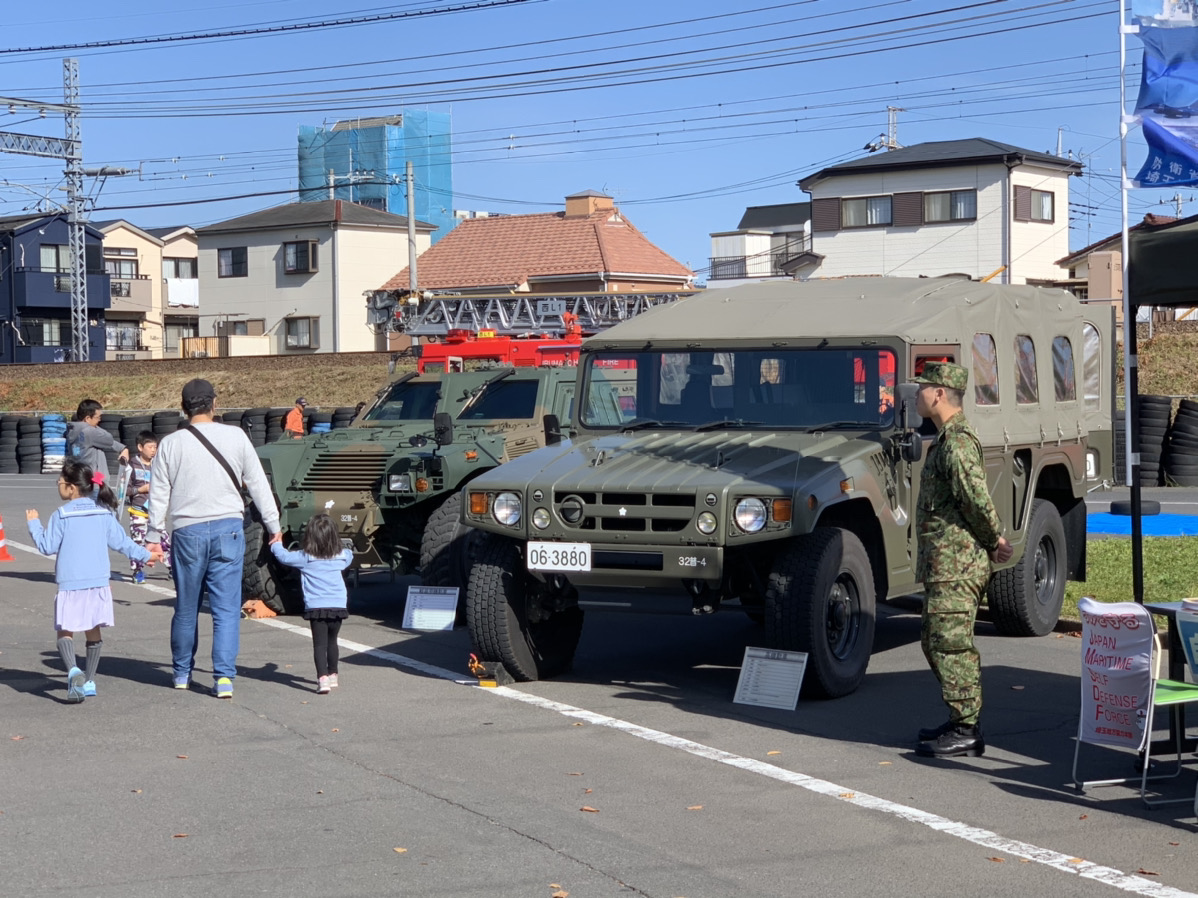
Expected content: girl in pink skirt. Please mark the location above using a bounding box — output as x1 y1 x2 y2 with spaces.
26 460 159 703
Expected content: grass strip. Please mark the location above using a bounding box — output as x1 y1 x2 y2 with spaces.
1061 536 1198 619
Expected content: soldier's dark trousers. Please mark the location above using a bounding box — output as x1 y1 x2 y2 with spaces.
921 575 989 726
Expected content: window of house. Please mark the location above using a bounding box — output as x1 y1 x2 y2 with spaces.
1052 336 1077 402
1032 189 1054 222
217 247 248 278
1015 335 1039 404
164 317 199 352
40 244 70 272
111 281 132 298
924 190 977 223
163 257 197 279
285 316 319 349
104 251 138 279
1082 323 1102 412
284 241 318 274
20 317 65 346
841 196 892 228
105 323 142 352
971 335 1000 406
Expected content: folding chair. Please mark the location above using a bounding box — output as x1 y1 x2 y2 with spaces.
1072 597 1198 807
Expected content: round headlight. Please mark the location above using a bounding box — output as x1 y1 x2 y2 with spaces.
734 498 767 533
696 511 718 534
493 492 522 526
532 507 551 530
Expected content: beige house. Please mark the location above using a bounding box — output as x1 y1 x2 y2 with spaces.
196 200 433 355
148 226 200 358
96 220 164 359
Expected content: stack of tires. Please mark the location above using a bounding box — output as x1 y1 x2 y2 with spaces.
241 408 269 446
17 416 42 474
119 413 153 450
152 411 182 442
1165 398 1198 486
220 409 244 429
99 413 124 474
266 408 290 442
332 407 358 430
40 414 68 474
0 416 18 474
309 411 334 434
1137 395 1172 487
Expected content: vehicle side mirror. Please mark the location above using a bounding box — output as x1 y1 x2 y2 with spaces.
433 412 454 447
900 433 923 463
543 413 562 446
894 383 923 431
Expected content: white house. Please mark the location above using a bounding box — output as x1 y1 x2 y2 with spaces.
795 138 1082 285
196 200 435 354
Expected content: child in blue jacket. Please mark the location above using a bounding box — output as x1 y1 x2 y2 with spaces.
270 513 353 694
27 460 159 702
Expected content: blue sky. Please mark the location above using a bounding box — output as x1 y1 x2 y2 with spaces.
0 1 1166 280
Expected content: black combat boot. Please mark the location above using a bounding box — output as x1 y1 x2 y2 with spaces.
917 720 954 742
914 724 985 758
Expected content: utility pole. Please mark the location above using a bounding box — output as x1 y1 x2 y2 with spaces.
886 106 904 151
406 160 418 295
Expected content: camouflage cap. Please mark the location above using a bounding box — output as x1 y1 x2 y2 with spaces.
913 361 968 391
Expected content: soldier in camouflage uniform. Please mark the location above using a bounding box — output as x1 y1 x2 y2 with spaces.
911 362 1013 758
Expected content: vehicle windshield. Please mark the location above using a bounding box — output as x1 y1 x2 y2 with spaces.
457 379 538 420
579 348 897 431
363 381 441 421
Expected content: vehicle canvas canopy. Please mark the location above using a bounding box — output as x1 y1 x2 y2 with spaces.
581 277 1092 444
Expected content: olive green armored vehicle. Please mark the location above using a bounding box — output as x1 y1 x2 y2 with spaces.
461 277 1115 697
243 365 578 613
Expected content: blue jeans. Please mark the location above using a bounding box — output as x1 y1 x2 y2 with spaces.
170 518 244 682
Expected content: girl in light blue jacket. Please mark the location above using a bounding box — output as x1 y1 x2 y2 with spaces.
27 461 156 703
270 513 353 694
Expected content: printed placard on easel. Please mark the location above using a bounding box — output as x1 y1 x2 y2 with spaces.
733 646 807 710
402 585 459 631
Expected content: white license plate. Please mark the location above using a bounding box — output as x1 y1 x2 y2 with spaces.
527 541 591 572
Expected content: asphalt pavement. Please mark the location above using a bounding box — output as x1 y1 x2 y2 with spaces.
3 474 1198 898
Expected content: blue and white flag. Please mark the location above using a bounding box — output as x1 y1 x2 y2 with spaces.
1134 3 1198 185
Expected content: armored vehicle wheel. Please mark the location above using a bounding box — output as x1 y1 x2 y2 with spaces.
988 498 1066 637
242 509 304 615
764 528 876 699
420 493 483 589
466 534 583 681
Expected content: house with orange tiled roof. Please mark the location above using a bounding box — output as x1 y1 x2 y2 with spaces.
379 190 694 295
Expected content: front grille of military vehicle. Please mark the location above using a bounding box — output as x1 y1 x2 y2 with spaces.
554 491 696 533
299 450 391 490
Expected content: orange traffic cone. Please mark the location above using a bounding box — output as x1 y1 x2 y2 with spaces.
0 515 13 562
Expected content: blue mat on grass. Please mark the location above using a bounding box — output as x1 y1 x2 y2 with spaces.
1088 513 1198 536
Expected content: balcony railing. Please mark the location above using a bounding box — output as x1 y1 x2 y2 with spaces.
708 241 812 280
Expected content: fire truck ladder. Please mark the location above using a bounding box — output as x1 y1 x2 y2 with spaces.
389 292 691 337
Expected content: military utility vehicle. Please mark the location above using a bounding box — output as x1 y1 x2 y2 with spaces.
242 363 578 613
462 278 1114 697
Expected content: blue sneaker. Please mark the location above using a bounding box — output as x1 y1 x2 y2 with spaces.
82 680 96 698
134 570 146 584
173 675 190 690
214 677 233 699
66 667 86 703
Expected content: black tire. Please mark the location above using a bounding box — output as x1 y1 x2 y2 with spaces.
988 499 1066 637
419 492 484 590
763 528 876 699
465 534 584 681
241 506 304 614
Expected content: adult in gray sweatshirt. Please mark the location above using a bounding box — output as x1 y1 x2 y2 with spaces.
67 399 128 474
147 379 280 698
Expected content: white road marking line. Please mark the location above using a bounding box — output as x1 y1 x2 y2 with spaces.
7 536 1196 897
255 620 1194 898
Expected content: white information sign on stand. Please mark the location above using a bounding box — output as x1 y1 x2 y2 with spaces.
733 646 808 711
402 585 460 631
